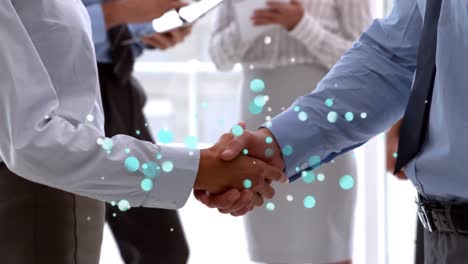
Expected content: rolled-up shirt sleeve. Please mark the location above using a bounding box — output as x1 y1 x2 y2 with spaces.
268 0 422 181
0 0 198 209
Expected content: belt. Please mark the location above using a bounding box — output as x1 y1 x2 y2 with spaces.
416 194 468 234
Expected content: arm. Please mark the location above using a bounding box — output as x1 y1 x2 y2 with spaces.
220 0 423 182
209 2 244 71
0 1 284 210
269 0 422 180
289 0 372 69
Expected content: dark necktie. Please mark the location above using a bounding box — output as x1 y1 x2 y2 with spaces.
394 0 442 173
108 24 135 84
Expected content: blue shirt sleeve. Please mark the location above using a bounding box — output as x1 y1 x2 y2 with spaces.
84 3 154 63
268 0 423 181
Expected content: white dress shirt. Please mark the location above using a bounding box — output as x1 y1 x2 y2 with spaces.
0 0 199 209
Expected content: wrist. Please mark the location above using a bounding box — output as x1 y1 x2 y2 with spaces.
194 148 216 190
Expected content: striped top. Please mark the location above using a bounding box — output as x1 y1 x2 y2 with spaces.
210 0 372 71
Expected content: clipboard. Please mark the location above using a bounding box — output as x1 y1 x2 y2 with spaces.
122 0 224 45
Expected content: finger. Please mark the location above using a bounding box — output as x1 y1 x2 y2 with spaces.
238 121 247 129
254 181 275 199
266 1 291 11
231 201 254 217
141 37 167 50
218 190 254 213
197 189 241 209
395 170 408 180
168 30 184 43
256 159 288 183
253 10 281 20
252 18 277 26
253 192 264 207
142 34 172 50
220 131 251 160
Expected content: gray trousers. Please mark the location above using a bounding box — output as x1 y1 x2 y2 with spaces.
424 230 468 264
0 163 105 264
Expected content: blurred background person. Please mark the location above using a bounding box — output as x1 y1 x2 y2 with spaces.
210 0 371 263
84 1 192 263
386 120 424 264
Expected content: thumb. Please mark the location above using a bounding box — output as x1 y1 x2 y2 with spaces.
220 136 246 161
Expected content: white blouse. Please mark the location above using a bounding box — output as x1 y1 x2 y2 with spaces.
210 0 372 70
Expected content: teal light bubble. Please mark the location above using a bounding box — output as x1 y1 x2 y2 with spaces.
111 201 116 206
393 152 398 158
231 125 244 137
303 196 316 209
265 202 275 211
250 79 265 93
201 102 209 109
282 145 293 156
101 138 113 151
142 163 148 170
301 170 316 184
124 156 139 173
156 154 162 160
107 150 111 154
243 179 252 189
327 111 338 123
162 161 174 173
265 137 273 144
325 98 334 107
308 155 321 167
345 112 354 122
248 101 263 115
265 121 273 128
265 148 274 158
157 129 174 144
339 175 355 190
184 136 198 149
317 173 325 181
298 111 308 121
118 200 131 212
293 106 300 112
142 162 160 179
112 213 117 217
254 95 267 107
243 149 249 155
361 112 368 119
141 179 153 192
125 148 130 154
136 130 141 135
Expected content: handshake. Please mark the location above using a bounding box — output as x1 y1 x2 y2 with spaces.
193 123 289 216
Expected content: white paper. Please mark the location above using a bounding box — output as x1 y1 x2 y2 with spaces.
233 0 288 44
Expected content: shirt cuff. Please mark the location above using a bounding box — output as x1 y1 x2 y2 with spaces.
86 4 108 45
140 145 199 209
267 106 328 181
289 13 319 44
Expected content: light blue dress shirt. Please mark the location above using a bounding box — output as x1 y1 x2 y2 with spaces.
0 0 199 209
82 0 155 62
270 0 468 203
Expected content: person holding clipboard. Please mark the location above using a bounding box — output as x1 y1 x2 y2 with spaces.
210 0 370 263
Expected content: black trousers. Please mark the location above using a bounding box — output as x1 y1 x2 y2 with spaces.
98 63 189 264
0 164 104 264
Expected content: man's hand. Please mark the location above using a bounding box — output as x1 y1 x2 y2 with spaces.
194 133 287 206
220 124 284 170
103 0 187 28
195 124 288 216
251 0 304 31
386 120 407 179
194 189 257 216
141 26 193 50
